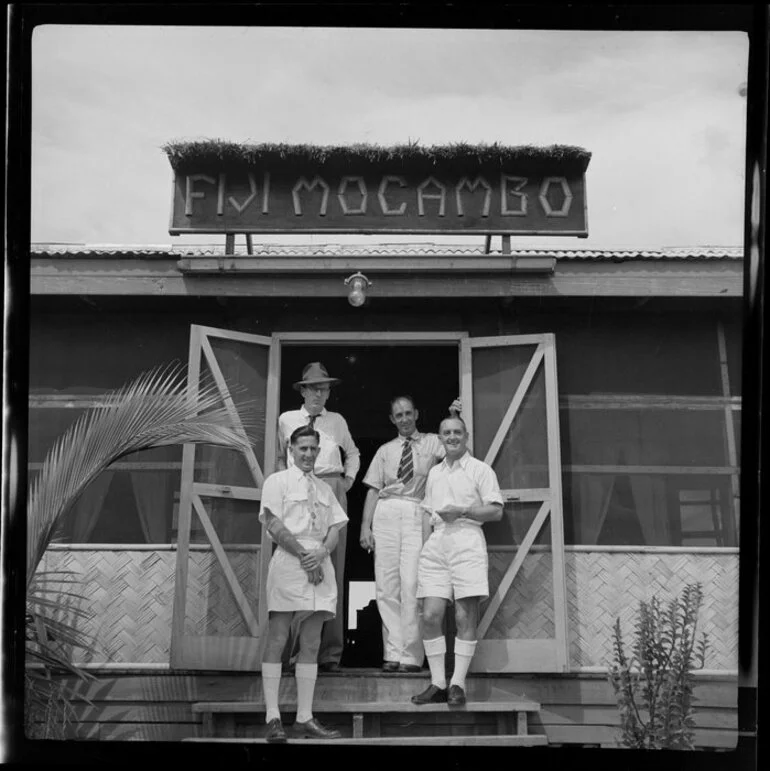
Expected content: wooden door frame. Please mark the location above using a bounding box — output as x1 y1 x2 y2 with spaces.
171 324 274 670
461 333 570 673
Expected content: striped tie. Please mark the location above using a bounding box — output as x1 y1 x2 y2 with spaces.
308 414 318 429
397 436 414 485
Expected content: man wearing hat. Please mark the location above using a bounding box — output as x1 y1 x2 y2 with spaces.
276 362 360 671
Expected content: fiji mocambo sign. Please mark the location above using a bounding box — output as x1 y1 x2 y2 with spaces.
165 142 590 236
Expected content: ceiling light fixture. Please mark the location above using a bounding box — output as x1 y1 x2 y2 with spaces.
344 272 372 307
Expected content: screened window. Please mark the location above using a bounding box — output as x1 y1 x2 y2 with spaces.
562 472 737 547
555 316 740 548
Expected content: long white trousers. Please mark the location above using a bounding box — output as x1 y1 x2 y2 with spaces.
372 497 424 666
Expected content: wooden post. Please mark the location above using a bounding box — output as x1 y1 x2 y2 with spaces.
516 711 528 736
221 233 235 270
246 234 254 255
501 235 511 254
484 235 492 254
352 713 364 738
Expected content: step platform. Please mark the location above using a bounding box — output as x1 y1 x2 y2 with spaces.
183 735 548 746
188 697 547 745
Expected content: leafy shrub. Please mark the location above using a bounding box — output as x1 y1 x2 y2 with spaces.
608 582 709 749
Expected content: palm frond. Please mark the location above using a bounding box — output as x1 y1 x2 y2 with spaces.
27 361 257 587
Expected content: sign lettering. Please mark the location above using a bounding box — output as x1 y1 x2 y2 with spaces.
170 167 587 235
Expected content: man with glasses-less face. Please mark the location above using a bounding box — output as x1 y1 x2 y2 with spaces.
359 396 461 673
276 362 360 671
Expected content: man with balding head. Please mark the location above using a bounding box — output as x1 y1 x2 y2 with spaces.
412 415 503 707
360 395 460 673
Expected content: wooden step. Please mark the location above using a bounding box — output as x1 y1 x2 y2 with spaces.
182 735 549 746
193 698 543 740
193 699 541 714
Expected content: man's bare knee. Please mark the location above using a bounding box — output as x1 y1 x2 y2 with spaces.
296 614 326 663
422 598 447 636
263 613 293 662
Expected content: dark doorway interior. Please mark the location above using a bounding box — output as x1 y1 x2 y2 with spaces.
280 344 459 666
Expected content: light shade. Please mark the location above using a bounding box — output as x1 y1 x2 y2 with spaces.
344 272 372 307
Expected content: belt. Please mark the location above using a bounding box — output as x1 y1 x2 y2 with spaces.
316 472 344 479
379 495 423 506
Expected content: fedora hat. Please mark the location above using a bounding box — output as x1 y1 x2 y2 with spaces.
293 362 342 391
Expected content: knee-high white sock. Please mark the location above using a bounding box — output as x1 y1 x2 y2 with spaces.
450 638 477 689
261 662 282 723
295 662 318 724
423 636 447 689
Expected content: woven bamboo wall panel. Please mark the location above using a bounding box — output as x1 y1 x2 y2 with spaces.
183 551 259 638
485 552 555 640
37 550 174 664
35 549 738 670
36 549 261 664
566 552 738 671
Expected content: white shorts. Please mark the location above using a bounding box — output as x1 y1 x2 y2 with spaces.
266 547 336 617
417 524 489 601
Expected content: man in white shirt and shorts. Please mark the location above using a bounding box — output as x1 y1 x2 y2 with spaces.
412 415 503 707
276 362 360 671
259 423 349 743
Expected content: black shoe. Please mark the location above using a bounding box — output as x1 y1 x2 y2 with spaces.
447 684 467 706
318 662 340 673
411 684 448 705
398 663 423 673
293 717 342 739
382 661 400 672
265 718 287 743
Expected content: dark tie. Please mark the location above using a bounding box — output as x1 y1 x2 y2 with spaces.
397 436 414 484
308 414 317 429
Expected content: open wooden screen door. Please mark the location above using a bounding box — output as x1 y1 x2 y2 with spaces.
460 334 569 673
171 325 278 671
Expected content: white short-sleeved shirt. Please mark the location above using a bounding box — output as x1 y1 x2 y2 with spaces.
422 451 503 531
363 431 444 502
259 466 348 547
278 406 360 479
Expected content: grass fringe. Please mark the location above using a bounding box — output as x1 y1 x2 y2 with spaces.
161 139 592 173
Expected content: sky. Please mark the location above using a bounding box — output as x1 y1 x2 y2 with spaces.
30 26 749 250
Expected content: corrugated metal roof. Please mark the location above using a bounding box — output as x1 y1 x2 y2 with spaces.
29 243 743 260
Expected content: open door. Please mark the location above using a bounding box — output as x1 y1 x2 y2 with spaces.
170 325 278 670
461 333 569 673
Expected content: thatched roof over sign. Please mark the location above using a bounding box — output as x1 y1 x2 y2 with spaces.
161 139 592 174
